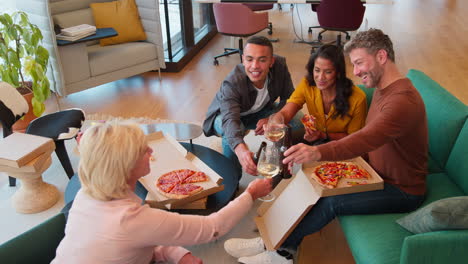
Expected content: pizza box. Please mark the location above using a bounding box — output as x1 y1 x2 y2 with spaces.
0 133 55 169
140 132 224 209
255 157 383 250
302 157 384 197
0 150 54 174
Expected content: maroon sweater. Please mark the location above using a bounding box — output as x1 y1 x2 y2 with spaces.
318 78 428 195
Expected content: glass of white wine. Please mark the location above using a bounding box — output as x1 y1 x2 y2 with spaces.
265 113 285 142
257 145 281 202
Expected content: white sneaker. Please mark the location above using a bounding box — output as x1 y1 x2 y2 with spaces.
238 251 293 264
224 237 265 258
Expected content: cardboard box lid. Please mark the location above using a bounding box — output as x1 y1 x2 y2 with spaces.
255 157 383 250
255 170 321 251
140 132 224 208
0 133 55 168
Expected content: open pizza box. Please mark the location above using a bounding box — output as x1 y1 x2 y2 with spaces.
140 132 224 209
255 157 383 250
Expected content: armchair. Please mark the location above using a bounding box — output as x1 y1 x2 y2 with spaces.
0 82 85 186
16 0 165 96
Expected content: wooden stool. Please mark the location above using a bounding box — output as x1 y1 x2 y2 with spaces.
0 133 59 214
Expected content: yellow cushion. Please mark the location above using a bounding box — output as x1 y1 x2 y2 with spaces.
90 0 146 46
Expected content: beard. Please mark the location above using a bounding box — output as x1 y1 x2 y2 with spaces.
362 66 384 88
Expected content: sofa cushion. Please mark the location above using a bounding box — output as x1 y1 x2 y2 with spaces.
407 69 468 170
396 196 468 234
90 0 147 46
446 121 468 194
356 84 374 108
87 42 157 76
339 213 411 264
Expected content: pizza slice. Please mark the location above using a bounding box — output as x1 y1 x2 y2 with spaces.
175 169 196 182
183 171 209 183
166 183 203 199
342 163 371 179
301 114 317 131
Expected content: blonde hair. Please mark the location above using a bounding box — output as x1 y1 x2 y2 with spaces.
78 121 148 201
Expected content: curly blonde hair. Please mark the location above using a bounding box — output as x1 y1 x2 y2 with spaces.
78 121 148 201
344 28 395 62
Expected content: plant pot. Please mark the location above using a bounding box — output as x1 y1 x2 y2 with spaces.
12 92 37 133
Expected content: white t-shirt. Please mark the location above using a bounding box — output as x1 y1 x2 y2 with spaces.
241 78 270 116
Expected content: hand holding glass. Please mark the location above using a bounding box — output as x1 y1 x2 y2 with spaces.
257 145 280 202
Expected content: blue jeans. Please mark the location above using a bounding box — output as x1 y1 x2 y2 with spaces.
281 182 425 250
213 104 303 179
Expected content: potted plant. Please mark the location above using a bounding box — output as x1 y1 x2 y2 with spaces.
0 11 50 119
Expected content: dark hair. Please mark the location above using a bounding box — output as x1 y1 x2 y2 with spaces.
344 28 395 62
305 44 354 119
245 36 273 55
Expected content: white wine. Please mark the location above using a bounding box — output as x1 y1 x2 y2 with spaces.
257 163 280 178
265 129 285 142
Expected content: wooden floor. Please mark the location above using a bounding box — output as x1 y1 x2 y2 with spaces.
41 1 467 263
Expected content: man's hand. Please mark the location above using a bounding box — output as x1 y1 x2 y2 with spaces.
234 143 258 176
254 117 269 135
283 143 321 164
178 253 202 264
303 127 322 142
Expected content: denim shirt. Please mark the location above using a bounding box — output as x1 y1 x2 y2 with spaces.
203 55 294 151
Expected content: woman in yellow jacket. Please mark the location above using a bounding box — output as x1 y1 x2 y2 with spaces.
279 44 367 144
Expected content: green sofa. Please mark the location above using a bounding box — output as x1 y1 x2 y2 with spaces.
0 213 65 263
339 69 468 264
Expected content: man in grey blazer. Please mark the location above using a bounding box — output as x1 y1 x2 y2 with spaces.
203 36 301 179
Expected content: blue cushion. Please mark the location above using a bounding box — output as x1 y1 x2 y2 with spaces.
396 196 468 234
407 69 468 169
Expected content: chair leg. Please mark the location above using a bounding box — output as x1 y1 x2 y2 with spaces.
239 38 244 62
55 140 75 179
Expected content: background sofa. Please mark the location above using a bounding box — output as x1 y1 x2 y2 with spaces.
17 0 165 96
339 69 468 263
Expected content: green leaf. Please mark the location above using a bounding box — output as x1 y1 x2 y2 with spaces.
8 71 19 87
35 46 49 67
31 96 45 117
7 49 21 69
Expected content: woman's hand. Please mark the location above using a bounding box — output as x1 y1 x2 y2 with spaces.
178 253 202 264
283 143 321 164
303 127 323 142
246 178 273 200
254 117 269 135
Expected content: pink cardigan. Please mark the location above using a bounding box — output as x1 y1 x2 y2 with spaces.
52 190 253 264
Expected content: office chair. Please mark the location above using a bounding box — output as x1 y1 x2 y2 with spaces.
243 4 274 35
0 82 85 186
308 0 366 47
212 3 270 66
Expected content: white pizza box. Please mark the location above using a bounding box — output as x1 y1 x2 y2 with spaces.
255 157 383 250
140 132 224 209
0 133 55 169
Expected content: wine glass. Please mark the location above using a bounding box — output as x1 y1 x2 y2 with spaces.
257 145 281 202
264 113 285 143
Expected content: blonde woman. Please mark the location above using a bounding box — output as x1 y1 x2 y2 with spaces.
52 122 272 264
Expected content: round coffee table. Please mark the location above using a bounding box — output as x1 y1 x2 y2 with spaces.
64 143 240 215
